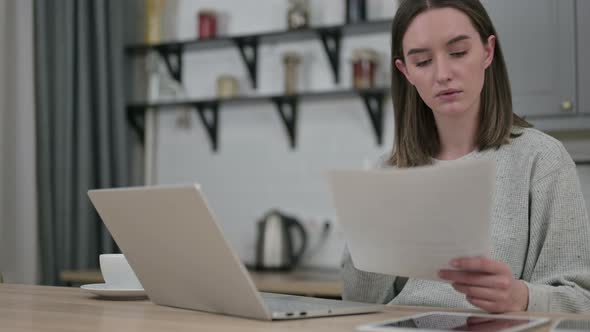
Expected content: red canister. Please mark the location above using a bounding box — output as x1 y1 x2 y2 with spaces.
198 10 217 39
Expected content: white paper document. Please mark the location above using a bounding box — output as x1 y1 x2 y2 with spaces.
328 159 495 282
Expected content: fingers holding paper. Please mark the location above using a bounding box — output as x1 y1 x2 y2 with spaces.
438 256 529 313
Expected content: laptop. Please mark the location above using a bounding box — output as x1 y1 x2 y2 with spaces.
87 184 383 320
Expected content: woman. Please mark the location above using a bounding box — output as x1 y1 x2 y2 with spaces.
342 0 590 313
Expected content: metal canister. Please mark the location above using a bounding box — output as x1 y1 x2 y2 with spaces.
345 0 367 23
216 75 239 99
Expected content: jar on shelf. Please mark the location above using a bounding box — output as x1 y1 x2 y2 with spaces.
345 0 367 23
351 48 378 89
283 52 302 95
198 9 217 39
287 0 310 30
216 75 239 99
145 0 165 44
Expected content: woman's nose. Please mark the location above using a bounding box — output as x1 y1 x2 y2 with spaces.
434 58 452 83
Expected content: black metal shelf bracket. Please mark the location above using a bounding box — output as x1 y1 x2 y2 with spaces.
317 28 342 83
194 102 220 152
157 45 184 83
127 107 145 143
233 36 259 89
360 91 386 145
271 96 299 149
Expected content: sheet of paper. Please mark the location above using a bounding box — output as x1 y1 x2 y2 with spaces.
328 159 495 282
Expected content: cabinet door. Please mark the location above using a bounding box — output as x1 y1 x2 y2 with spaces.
482 0 576 117
578 0 590 114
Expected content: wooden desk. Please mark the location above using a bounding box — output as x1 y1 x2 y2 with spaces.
1 284 587 332
60 268 342 298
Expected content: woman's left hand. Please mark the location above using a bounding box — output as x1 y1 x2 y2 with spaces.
438 256 529 313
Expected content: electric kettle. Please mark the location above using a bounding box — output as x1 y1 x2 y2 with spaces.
255 209 308 271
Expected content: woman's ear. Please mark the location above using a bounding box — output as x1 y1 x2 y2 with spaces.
394 58 413 85
483 35 496 69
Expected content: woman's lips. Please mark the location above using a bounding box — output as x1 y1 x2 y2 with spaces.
436 90 462 101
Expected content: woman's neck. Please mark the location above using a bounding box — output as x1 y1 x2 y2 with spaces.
434 110 479 161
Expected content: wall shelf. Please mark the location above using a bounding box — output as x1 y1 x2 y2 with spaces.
127 87 389 151
126 19 392 88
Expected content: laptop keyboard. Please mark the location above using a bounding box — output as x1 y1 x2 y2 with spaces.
261 292 366 313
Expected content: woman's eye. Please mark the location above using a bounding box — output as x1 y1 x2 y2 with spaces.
451 51 467 57
416 59 432 67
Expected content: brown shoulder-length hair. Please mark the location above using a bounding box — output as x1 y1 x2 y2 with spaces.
389 0 531 168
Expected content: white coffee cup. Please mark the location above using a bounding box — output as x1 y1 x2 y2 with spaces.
99 254 143 289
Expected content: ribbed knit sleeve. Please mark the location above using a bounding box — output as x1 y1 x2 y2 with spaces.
341 247 397 304
524 161 590 313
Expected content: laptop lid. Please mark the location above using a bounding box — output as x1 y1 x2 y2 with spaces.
88 184 272 320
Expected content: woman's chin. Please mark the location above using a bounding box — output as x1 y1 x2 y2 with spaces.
433 104 470 117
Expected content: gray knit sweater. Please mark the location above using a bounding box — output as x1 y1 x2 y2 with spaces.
341 128 590 313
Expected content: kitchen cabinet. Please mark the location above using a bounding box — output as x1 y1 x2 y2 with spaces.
577 0 590 114
483 0 577 117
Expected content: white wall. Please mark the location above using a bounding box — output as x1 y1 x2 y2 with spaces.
149 0 395 268
147 1 590 269
0 0 39 284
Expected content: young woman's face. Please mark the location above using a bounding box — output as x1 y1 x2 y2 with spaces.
395 7 495 118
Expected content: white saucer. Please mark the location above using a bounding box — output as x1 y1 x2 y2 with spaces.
80 283 147 299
